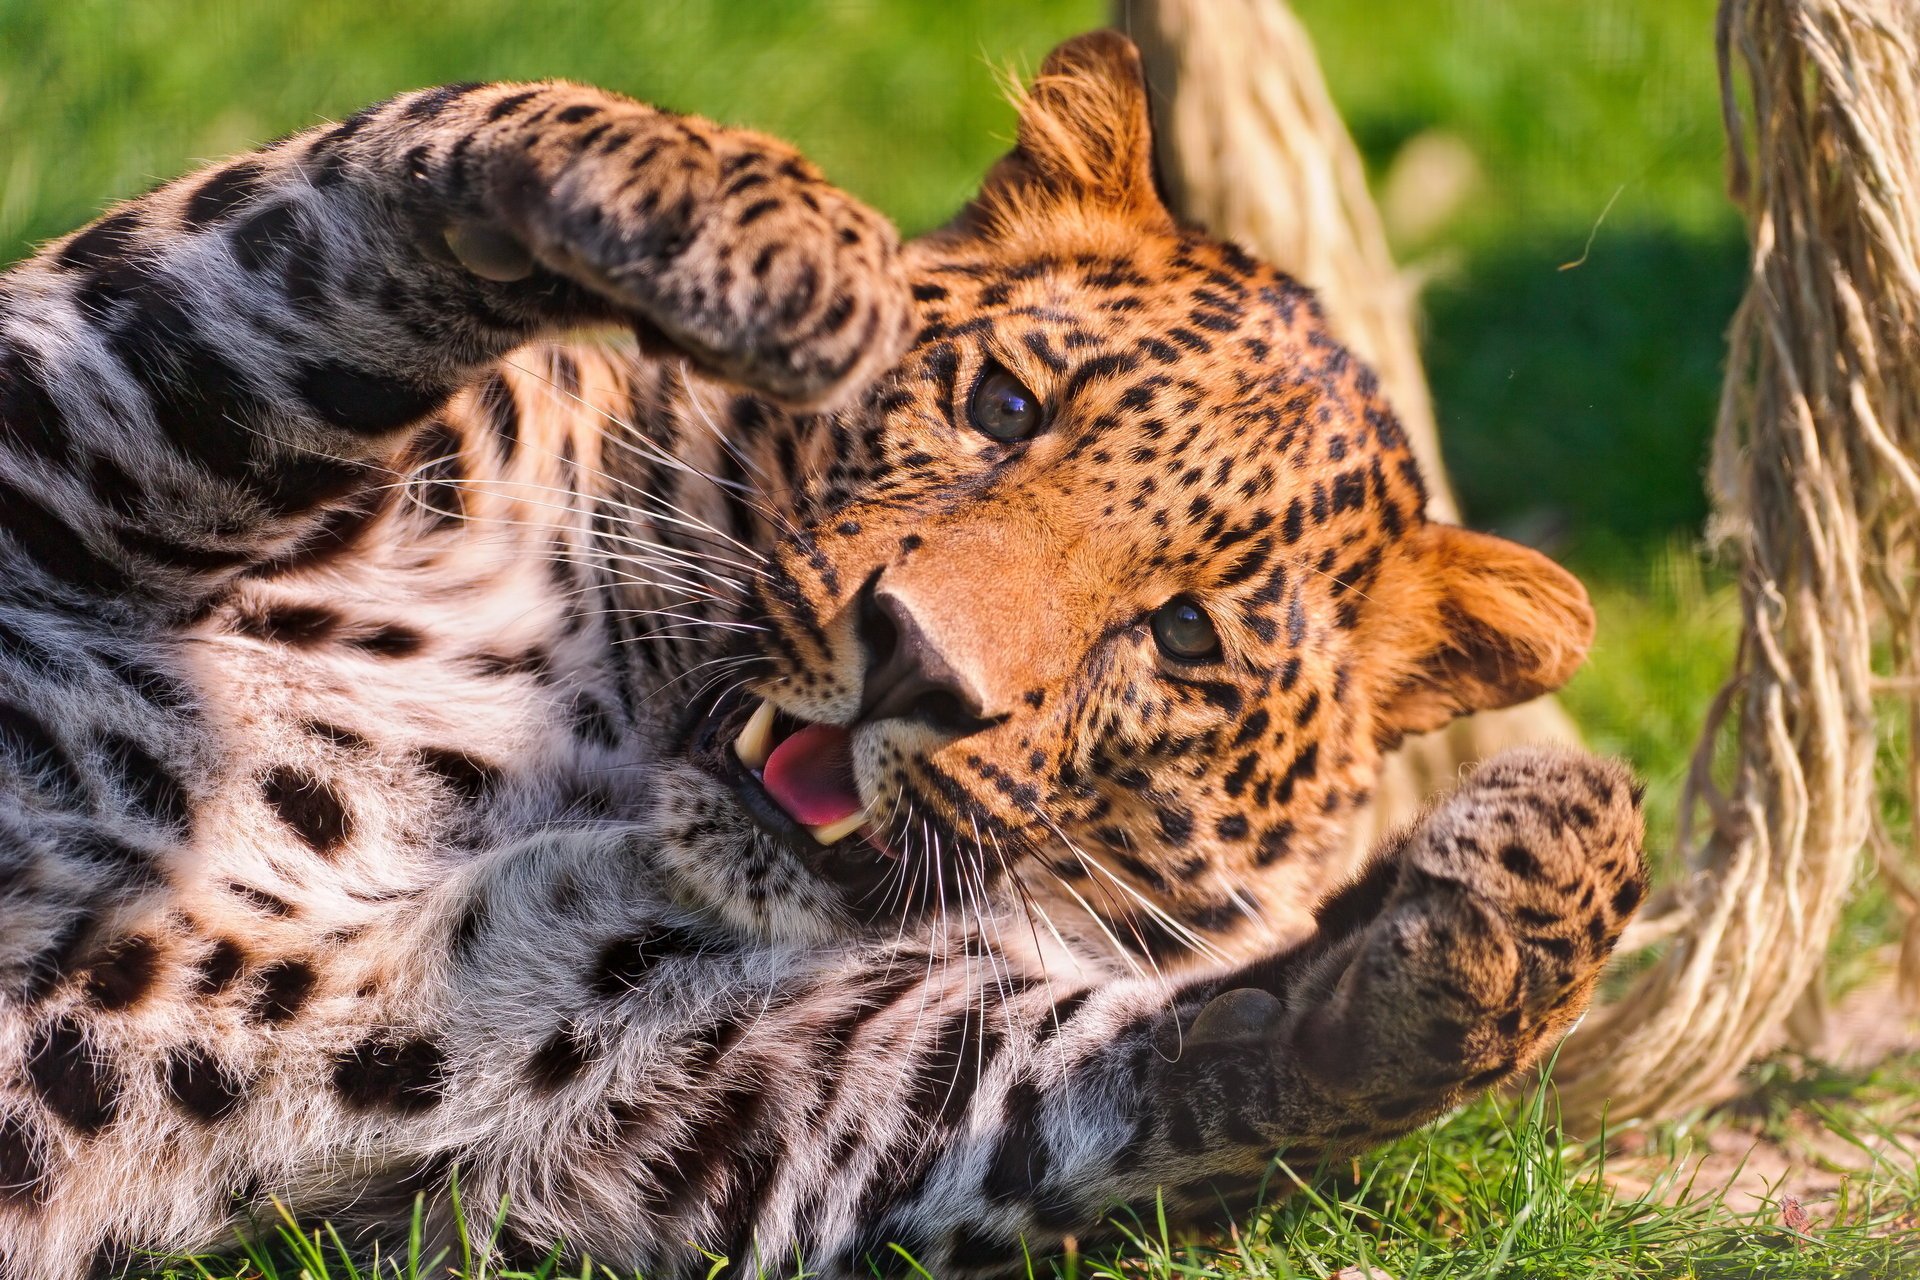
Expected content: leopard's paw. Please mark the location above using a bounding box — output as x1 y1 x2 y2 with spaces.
466 93 913 409
588 127 913 411
1288 747 1646 1110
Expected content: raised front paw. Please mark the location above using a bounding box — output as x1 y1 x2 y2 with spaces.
1133 749 1645 1192
1286 747 1647 1110
424 85 914 409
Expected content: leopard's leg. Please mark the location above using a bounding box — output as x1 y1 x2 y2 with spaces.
929 747 1643 1268
0 80 910 618
0 746 1634 1274
350 746 1643 1276
1126 746 1650 1229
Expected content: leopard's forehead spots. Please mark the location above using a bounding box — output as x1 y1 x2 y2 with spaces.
814 247 1417 561
904 238 1416 492
888 237 1425 645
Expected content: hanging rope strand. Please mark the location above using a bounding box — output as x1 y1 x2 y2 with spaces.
1558 0 1919 1120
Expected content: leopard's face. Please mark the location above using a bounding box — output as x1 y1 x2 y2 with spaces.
663 37 1593 958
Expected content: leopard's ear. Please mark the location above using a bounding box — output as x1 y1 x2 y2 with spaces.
958 31 1174 233
1364 524 1595 748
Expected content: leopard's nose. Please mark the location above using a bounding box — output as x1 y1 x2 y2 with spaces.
855 576 996 736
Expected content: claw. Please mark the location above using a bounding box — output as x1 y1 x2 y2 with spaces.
445 222 534 281
1188 987 1283 1046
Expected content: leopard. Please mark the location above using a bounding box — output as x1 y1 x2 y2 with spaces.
0 30 1647 1280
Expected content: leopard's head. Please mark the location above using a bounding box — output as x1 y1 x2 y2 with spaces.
663 32 1592 960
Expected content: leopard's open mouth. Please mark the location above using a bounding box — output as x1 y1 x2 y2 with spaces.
690 686 896 864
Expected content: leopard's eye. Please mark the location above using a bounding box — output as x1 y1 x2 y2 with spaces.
1151 597 1221 662
967 362 1044 442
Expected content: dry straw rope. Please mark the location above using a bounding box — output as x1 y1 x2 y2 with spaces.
1116 0 1583 876
1120 0 1920 1119
1560 0 1920 1120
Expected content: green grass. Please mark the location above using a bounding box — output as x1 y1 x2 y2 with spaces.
134 1068 1918 1280
10 2 1913 1277
1291 0 1745 558
0 0 1101 256
1131 1085 1920 1280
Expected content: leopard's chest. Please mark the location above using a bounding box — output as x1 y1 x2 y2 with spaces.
158 530 666 923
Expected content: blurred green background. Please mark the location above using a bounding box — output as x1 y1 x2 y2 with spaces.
0 0 1740 558
0 0 1752 867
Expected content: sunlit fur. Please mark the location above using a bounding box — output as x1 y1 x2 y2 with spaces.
0 32 1637 1280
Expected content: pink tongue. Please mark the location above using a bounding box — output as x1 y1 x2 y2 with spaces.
760 724 863 827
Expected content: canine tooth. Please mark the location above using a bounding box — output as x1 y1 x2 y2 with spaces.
443 221 534 281
733 698 778 770
808 808 871 846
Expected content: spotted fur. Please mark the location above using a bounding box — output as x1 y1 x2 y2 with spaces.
0 33 1645 1280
